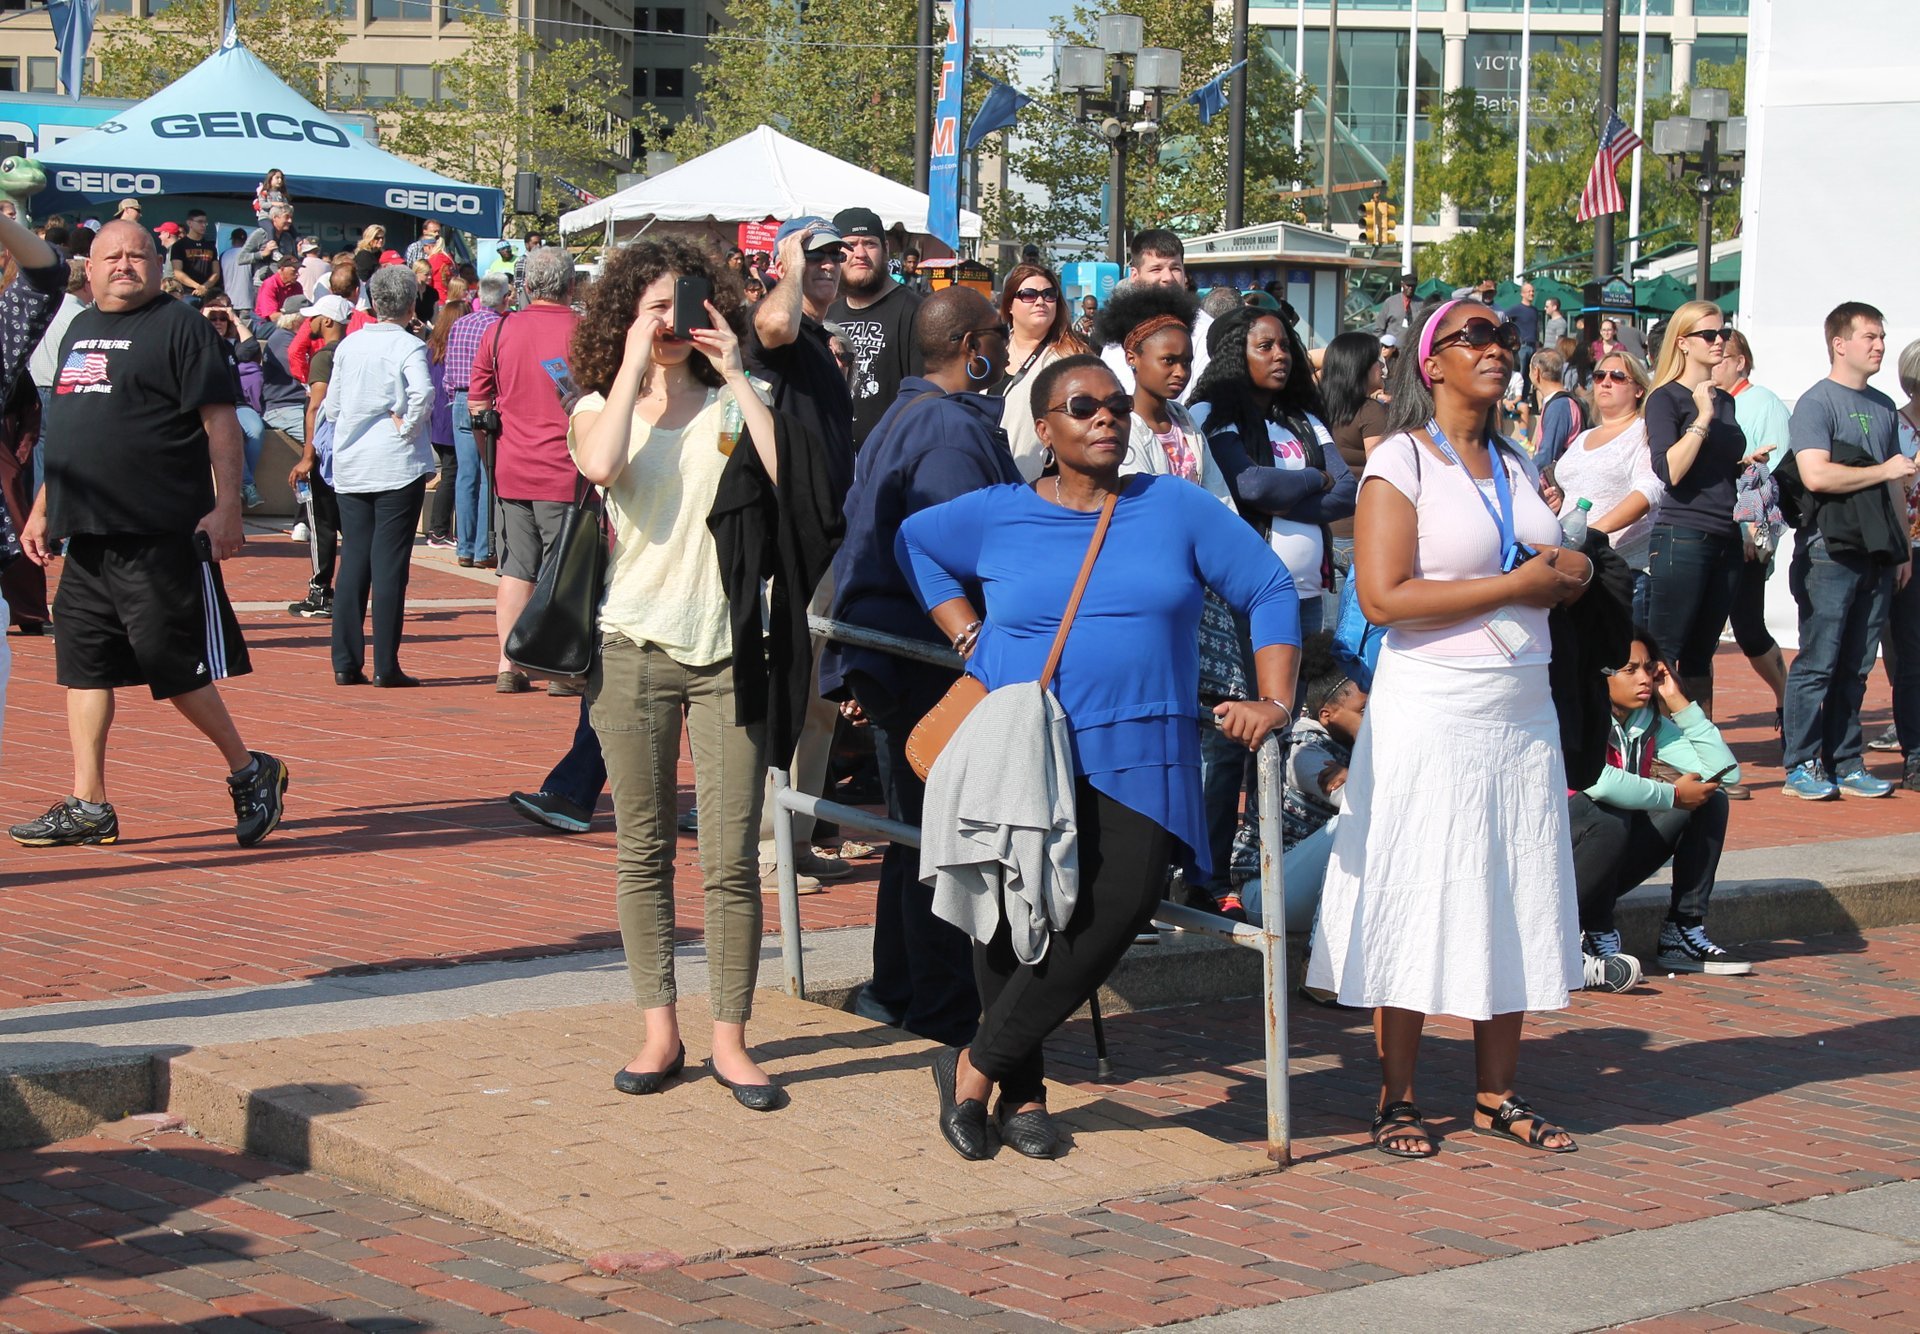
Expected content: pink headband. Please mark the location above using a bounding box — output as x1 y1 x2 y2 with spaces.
1417 299 1468 386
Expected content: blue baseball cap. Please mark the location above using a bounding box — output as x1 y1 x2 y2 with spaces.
774 216 843 252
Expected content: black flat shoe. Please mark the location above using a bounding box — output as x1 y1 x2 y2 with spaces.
713 1068 787 1112
931 1047 991 1160
994 1097 1059 1159
373 672 421 689
334 669 367 686
612 1044 685 1096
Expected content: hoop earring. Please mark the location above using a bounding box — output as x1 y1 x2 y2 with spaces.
1040 446 1055 470
966 353 992 383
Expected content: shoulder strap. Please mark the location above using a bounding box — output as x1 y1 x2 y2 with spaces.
1039 491 1117 691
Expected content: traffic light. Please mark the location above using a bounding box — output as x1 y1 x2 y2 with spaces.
1360 198 1380 244
1379 201 1398 244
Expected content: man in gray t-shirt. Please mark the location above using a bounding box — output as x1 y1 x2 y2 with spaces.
1780 301 1919 801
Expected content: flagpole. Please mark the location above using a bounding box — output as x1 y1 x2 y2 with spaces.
1626 0 1648 272
1292 0 1305 194
1400 0 1417 273
1511 0 1531 282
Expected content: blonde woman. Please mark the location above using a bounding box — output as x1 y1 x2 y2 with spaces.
1641 300 1747 719
1547 351 1661 622
351 225 387 288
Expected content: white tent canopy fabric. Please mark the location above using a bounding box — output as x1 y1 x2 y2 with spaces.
559 125 981 240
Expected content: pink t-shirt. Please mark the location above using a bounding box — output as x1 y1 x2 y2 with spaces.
1361 431 1563 666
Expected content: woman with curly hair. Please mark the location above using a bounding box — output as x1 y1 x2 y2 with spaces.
569 237 788 1112
995 261 1088 477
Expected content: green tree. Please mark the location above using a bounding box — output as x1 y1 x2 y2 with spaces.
381 18 628 234
87 0 345 103
997 0 1312 259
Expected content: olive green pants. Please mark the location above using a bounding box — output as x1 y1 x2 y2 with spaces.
589 635 767 1023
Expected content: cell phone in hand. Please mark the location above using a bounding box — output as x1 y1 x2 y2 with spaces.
672 275 713 340
193 530 215 563
1703 763 1737 784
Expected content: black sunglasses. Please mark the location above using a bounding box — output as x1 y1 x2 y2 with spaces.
1011 287 1059 304
1686 327 1733 343
1431 319 1521 355
1043 392 1132 421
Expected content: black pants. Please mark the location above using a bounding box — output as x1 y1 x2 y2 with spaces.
969 781 1170 1100
306 471 340 595
850 665 981 1047
1568 790 1728 932
428 444 457 540
1729 549 1777 658
332 478 427 678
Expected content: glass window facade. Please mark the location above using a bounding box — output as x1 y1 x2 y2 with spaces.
1463 31 1672 129
1693 0 1748 15
1691 35 1747 79
1467 0 1674 12
1277 27 1445 223
368 0 430 17
25 58 56 92
329 63 435 105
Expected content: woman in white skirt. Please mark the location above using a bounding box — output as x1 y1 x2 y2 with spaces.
1307 298 1593 1158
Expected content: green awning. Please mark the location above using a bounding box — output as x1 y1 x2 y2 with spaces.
1709 252 1742 283
1715 286 1740 315
1635 274 1695 315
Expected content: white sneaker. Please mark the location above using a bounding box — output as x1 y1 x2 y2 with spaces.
290 521 310 542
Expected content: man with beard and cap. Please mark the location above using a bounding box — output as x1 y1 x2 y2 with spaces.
826 206 922 451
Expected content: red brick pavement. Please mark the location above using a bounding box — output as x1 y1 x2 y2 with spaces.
0 923 1916 1331
0 535 1912 1008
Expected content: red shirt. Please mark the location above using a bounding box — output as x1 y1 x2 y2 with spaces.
470 302 581 503
288 308 375 382
427 249 454 301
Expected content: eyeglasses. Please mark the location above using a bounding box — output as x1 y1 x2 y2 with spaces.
1043 392 1133 421
1430 319 1521 355
1011 287 1059 304
955 322 1012 343
1594 368 1635 384
1686 327 1733 343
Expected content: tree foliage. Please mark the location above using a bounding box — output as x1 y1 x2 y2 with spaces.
87 0 346 103
1412 53 1746 286
995 0 1312 260
381 18 628 235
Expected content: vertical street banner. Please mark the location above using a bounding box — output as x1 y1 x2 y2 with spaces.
927 0 967 251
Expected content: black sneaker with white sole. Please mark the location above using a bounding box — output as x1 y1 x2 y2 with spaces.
507 790 592 834
228 752 290 847
1582 949 1642 993
1655 920 1753 976
10 798 119 847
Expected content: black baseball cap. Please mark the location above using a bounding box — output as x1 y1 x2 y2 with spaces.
832 207 885 240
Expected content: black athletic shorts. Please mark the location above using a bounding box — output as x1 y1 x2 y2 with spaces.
53 533 252 700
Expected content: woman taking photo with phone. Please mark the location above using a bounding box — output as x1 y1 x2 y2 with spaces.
568 238 788 1112
1307 298 1591 1160
1641 300 1748 721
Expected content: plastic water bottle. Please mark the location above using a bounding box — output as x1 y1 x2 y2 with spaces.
294 481 311 507
1561 497 1592 547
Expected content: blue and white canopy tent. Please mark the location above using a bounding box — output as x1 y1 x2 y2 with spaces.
34 34 501 233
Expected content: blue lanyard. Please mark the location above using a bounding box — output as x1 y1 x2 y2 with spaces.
1426 418 1524 572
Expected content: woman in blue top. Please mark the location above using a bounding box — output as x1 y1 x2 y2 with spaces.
899 355 1300 1162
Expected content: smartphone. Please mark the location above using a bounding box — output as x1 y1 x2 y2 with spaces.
672 275 713 340
1703 763 1737 784
192 530 215 563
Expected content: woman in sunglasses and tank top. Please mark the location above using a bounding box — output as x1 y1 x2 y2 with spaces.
995 263 1089 477
1306 299 1593 1161
1640 301 1749 721
1548 350 1662 622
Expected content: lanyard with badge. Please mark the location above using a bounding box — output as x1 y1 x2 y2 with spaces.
1425 417 1540 659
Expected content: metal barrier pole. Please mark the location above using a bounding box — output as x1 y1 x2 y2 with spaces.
770 767 806 999
1255 733 1291 1165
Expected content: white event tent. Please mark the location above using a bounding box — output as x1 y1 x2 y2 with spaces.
559 124 981 248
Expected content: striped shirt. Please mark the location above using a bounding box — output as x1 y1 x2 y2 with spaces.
443 306 501 392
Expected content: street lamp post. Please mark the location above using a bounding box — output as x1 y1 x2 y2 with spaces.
1058 15 1183 266
1652 87 1746 301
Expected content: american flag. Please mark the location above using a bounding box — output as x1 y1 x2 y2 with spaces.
56 350 110 391
1576 111 1645 223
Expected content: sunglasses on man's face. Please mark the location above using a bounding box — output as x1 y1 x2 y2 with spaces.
1044 392 1132 421
1686 327 1733 343
1011 287 1059 304
1432 319 1521 354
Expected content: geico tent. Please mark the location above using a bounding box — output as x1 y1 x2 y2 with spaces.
559 124 980 244
34 37 501 233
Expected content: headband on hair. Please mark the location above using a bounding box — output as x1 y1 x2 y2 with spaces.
1416 299 1467 386
1123 313 1187 357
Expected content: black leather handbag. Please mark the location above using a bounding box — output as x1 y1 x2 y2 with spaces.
504 481 609 678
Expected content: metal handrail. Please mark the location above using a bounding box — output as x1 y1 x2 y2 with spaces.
770 618 1292 1164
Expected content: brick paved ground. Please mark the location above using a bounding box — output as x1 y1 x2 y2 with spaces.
1 923 1915 1331
1 536 1912 1007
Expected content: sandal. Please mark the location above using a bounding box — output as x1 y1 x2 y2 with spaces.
1474 1095 1577 1154
1370 1100 1439 1159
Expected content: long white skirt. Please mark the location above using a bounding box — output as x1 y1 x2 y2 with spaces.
1304 648 1581 1021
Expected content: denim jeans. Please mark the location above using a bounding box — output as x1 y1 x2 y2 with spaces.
1886 555 1920 755
235 405 266 488
1197 721 1248 896
263 404 307 444
1783 532 1893 771
1644 522 1742 679
451 391 491 562
544 693 607 813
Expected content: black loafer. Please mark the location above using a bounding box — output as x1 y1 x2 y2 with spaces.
713 1069 787 1112
931 1047 991 1160
994 1098 1060 1159
334 669 367 686
613 1044 685 1096
373 672 421 689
